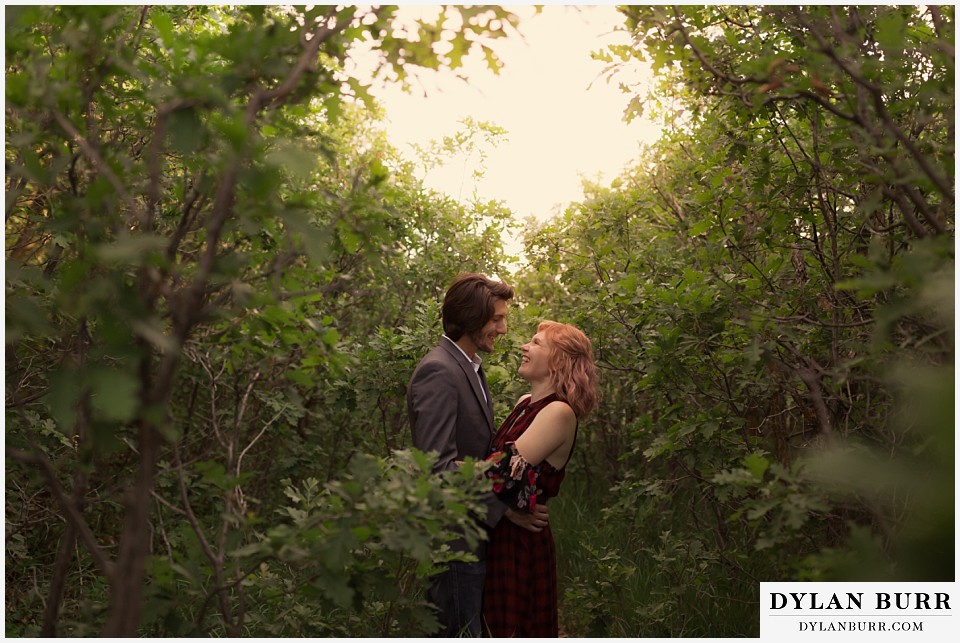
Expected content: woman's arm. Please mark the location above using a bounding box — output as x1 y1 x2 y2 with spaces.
513 401 577 468
485 399 576 514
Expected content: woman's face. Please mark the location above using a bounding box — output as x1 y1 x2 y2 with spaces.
518 331 552 383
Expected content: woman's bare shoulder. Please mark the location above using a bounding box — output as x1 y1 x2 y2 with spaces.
543 399 576 421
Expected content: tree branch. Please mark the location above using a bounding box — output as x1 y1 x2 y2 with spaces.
7 448 114 578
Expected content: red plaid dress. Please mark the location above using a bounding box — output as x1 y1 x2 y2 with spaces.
482 393 575 637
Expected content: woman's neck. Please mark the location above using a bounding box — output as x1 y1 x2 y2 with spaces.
528 380 555 403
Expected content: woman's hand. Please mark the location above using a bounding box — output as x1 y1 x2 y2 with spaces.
505 504 549 533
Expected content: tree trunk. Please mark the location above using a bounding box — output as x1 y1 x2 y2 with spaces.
102 421 161 636
40 523 77 636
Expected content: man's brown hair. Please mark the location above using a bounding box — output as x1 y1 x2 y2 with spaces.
441 273 514 341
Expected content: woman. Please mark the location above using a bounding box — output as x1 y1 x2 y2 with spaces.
482 320 598 637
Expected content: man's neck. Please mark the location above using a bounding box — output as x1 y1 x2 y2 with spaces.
452 335 478 360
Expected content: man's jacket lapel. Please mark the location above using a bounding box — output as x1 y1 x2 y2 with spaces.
440 340 495 434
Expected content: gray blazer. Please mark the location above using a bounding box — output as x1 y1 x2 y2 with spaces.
407 337 508 537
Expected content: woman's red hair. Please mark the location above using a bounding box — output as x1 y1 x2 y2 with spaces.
538 320 598 419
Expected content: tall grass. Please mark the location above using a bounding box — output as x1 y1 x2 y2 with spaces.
551 464 764 637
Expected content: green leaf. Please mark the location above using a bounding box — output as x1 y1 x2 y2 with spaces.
743 453 770 481
321 328 340 347
96 233 168 263
43 369 83 434
282 209 333 265
168 107 205 154
266 140 319 180
874 9 906 56
152 11 175 49
132 318 179 353
5 295 53 341
316 571 354 609
195 461 231 490
88 367 140 423
688 219 712 236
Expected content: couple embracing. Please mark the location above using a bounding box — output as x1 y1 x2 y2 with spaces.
407 273 598 638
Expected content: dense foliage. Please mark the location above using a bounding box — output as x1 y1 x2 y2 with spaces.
5 4 953 638
521 5 954 636
5 5 519 636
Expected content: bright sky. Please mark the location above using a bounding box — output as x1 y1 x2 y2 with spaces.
352 5 660 223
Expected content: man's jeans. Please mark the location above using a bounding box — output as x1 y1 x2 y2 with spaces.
427 560 486 637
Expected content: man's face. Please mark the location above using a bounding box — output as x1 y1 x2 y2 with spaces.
470 298 508 354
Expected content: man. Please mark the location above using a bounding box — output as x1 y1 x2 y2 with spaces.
407 272 548 637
